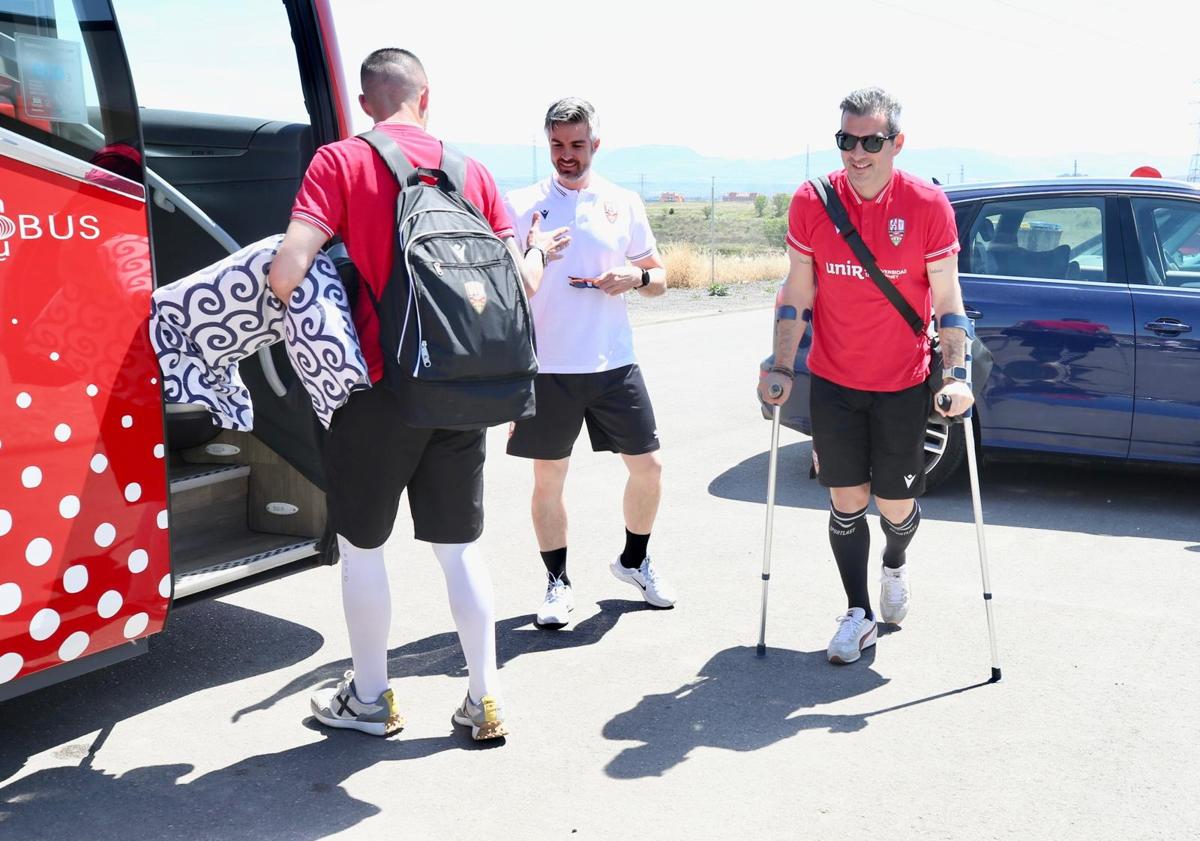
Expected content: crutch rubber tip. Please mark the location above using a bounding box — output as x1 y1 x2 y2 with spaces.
756 643 766 657
990 667 1002 683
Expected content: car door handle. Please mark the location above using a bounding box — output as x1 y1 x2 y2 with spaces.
964 306 983 320
1144 318 1192 335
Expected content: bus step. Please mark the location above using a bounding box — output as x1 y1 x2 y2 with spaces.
173 533 320 599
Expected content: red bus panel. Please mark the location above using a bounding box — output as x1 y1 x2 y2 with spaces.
0 151 169 689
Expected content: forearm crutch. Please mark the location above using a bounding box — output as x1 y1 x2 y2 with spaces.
756 384 783 657
937 392 1002 683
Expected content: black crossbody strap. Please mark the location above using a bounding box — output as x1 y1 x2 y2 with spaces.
810 176 927 337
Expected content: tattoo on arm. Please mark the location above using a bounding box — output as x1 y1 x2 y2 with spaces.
773 318 808 367
796 255 813 265
938 327 967 367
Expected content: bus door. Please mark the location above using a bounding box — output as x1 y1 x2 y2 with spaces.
0 0 168 700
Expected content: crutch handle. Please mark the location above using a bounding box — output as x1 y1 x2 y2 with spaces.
937 392 954 416
767 383 783 399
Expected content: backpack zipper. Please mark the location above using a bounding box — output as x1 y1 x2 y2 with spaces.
402 224 510 378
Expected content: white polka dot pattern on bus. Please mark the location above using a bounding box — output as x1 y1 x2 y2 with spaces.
0 233 170 689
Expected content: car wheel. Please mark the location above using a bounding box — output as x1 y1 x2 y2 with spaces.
923 414 967 493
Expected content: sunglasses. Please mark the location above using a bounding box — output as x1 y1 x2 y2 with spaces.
835 131 897 153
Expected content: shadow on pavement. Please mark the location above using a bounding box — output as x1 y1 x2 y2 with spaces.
0 721 482 841
234 599 651 723
603 645 991 780
0 601 323 783
708 441 1200 542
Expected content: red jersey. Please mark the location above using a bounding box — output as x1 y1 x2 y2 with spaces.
787 169 959 392
291 122 514 383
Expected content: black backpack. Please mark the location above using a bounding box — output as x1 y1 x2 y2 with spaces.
358 130 537 429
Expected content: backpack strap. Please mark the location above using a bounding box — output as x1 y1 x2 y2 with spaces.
809 175 927 337
358 130 418 185
438 144 467 195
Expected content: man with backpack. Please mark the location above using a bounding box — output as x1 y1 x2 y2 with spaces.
759 88 974 665
266 48 568 740
504 97 677 629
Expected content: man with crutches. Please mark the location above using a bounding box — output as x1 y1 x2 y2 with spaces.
759 87 974 665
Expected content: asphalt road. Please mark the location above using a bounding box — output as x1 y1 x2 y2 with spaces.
2 306 1197 841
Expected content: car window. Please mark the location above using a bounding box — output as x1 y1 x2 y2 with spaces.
1130 198 1200 289
966 197 1106 282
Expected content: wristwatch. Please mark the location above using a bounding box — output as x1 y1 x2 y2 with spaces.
639 268 651 288
942 366 969 382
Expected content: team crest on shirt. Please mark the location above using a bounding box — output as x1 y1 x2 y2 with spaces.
539 208 549 220
604 202 619 223
465 280 487 314
888 217 906 246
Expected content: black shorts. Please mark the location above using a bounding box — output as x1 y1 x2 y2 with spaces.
324 386 485 548
506 364 660 460
809 374 931 499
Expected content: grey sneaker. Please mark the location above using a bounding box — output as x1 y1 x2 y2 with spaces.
826 608 878 665
609 555 677 608
310 670 404 736
452 693 509 741
879 564 910 624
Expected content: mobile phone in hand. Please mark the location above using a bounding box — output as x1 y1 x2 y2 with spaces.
568 277 599 289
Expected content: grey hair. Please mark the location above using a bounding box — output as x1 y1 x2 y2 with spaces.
839 88 902 135
544 97 599 138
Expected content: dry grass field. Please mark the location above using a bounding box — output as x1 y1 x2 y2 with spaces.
647 199 789 289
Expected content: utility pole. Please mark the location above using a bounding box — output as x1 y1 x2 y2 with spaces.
639 173 646 200
1189 81 1200 182
710 176 716 286
1073 159 1078 177
960 163 965 183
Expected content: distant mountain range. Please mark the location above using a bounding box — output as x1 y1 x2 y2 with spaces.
452 142 1193 198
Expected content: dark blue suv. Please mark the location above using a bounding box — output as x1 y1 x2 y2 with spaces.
761 177 1200 491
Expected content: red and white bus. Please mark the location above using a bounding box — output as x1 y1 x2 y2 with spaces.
1 0 351 700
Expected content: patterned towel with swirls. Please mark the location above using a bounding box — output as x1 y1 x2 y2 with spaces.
149 234 370 430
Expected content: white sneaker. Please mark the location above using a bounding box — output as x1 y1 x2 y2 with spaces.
535 575 574 626
879 564 910 624
827 608 878 664
609 555 676 608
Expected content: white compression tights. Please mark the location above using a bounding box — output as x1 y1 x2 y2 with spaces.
337 535 500 705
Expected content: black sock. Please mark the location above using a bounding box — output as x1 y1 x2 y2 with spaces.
829 505 872 618
540 547 569 585
881 503 921 569
620 529 650 569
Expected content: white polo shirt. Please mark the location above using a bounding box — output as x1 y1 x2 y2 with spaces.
505 174 657 374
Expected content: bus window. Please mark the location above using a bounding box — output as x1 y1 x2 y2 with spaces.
0 0 142 183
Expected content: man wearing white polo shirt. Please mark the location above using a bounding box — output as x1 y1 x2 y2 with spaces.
505 97 677 627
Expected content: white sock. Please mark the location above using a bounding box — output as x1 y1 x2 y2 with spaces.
431 541 500 704
337 534 390 703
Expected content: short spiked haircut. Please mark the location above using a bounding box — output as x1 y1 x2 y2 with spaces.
544 97 599 139
839 87 902 135
360 48 427 106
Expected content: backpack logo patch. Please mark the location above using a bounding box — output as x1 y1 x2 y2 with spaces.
888 217 906 246
465 280 487 314
451 241 466 259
